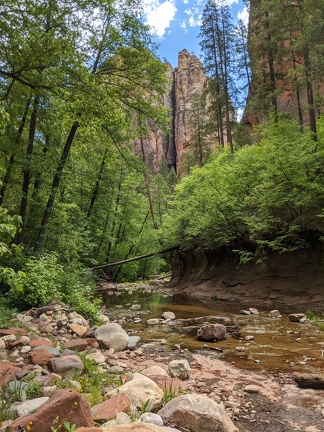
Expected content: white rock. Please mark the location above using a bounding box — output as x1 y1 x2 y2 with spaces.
95 323 130 351
139 412 164 427
161 312 175 320
147 319 160 325
15 397 49 418
142 366 169 378
168 359 190 380
86 350 106 364
269 310 281 318
19 336 31 346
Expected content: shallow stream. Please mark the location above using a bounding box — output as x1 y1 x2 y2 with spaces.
101 284 324 375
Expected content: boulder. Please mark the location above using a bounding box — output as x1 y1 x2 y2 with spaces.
197 324 226 341
0 361 21 387
158 394 238 432
139 413 164 427
168 360 190 380
15 397 49 418
127 336 141 351
106 375 163 409
48 355 84 377
94 324 129 352
4 389 94 431
141 366 168 378
161 312 175 320
91 394 131 422
27 348 55 366
289 313 306 322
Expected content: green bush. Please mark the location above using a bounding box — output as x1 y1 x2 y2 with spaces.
7 253 63 309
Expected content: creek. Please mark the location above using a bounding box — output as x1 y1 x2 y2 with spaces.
100 283 324 376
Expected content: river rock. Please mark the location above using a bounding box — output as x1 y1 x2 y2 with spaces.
101 425 165 431
68 323 88 337
95 324 130 351
127 336 141 351
48 355 84 377
0 362 21 387
68 312 89 327
240 310 251 315
147 319 160 325
15 397 49 418
161 312 175 320
28 348 55 365
197 324 226 341
32 345 61 357
249 308 259 315
29 339 53 348
269 310 281 318
6 389 94 431
244 385 260 393
294 372 324 388
65 339 89 352
142 366 169 378
139 412 164 427
289 313 306 322
131 304 141 311
86 350 106 364
158 393 238 432
91 394 131 422
106 374 163 409
168 359 190 380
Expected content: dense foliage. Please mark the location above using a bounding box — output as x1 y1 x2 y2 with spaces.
163 116 324 259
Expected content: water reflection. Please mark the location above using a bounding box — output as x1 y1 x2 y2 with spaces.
102 287 324 374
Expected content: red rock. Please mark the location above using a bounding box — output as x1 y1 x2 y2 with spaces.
27 348 55 365
197 323 227 341
151 376 189 392
7 340 22 350
0 361 21 386
86 338 99 349
5 389 95 431
90 394 131 422
0 328 28 336
29 339 53 348
65 339 88 352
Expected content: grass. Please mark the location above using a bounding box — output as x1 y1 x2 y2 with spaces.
305 310 324 330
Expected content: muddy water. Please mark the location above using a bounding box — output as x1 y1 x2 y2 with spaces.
102 287 324 375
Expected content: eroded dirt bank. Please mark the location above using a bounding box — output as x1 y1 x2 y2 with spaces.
169 246 324 313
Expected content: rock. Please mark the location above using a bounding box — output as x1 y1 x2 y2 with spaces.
147 319 160 325
27 348 55 366
91 394 131 422
142 366 168 378
168 359 190 380
158 393 238 432
106 374 163 409
38 321 57 333
0 362 21 386
68 312 89 327
269 310 281 318
95 324 130 351
235 346 246 352
299 317 308 324
102 425 165 431
249 308 259 315
127 336 141 351
0 339 5 350
240 310 251 315
243 385 260 393
161 312 175 320
1 334 17 343
68 323 88 337
29 339 53 348
197 324 226 341
0 328 28 336
86 350 106 364
15 397 49 418
99 314 110 324
32 346 61 357
19 336 31 346
131 304 141 311
245 335 254 341
48 355 84 377
139 412 164 427
289 313 306 322
6 389 94 431
65 339 89 352
42 386 57 397
294 373 324 389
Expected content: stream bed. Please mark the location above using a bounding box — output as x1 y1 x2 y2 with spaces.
100 282 324 376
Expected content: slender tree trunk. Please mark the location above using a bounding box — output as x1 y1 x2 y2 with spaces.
0 97 31 205
289 32 304 129
87 148 108 219
32 135 49 201
106 167 123 262
35 121 79 252
17 96 39 245
221 16 233 154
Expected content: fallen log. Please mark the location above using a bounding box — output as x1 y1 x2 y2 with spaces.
89 245 179 270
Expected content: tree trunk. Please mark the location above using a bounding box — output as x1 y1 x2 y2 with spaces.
35 121 79 252
0 97 31 205
87 148 108 219
303 44 317 141
17 96 39 245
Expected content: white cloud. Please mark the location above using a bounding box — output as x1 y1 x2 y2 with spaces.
143 0 177 37
238 6 249 27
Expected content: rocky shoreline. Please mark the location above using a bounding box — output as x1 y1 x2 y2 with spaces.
1 293 324 432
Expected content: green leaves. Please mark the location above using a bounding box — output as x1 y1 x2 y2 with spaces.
165 116 324 255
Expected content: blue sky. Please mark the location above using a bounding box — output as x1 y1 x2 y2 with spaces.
143 0 249 67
